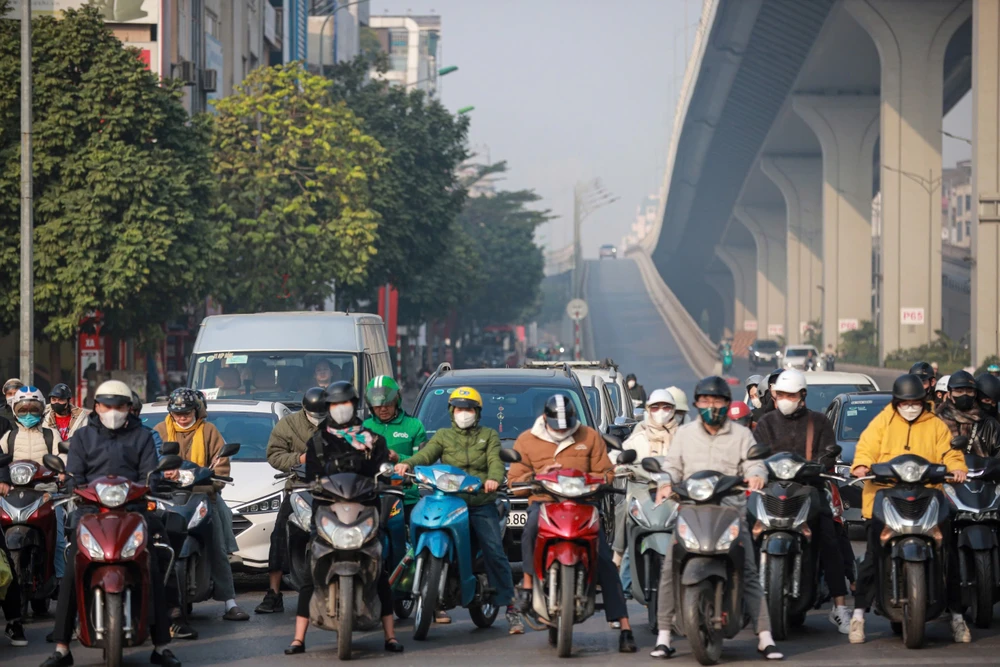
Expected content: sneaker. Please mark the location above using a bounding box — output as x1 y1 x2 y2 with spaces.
255 589 284 614
619 629 637 653
40 651 74 667
150 648 182 667
828 606 851 635
951 615 971 643
506 610 524 635
170 622 198 640
5 621 27 647
848 617 865 644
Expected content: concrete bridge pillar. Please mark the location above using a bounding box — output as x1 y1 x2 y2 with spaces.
716 245 757 336
794 94 879 354
972 0 1000 366
847 0 971 358
706 271 736 337
760 157 824 344
734 207 788 342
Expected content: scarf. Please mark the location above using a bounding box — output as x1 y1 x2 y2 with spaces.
328 423 374 453
166 414 208 466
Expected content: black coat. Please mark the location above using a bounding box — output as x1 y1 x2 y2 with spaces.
306 417 390 482
935 402 1000 458
751 395 775 426
63 412 160 490
627 384 647 408
754 405 838 462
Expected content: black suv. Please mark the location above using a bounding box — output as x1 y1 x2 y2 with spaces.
412 363 615 570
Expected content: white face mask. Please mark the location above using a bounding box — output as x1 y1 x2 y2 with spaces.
329 404 355 425
898 404 923 422
627 380 636 389
776 398 800 416
306 412 325 426
750 396 762 409
453 411 477 429
651 409 674 426
99 409 128 430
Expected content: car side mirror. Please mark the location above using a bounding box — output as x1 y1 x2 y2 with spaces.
617 449 637 465
633 407 645 420
613 416 631 426
157 455 183 472
220 442 241 459
161 441 180 456
499 448 521 464
58 440 70 455
952 435 970 450
641 457 662 473
43 454 65 474
747 443 772 460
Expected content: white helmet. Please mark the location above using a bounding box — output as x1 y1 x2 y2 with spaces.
666 386 689 412
935 375 950 393
94 380 133 407
773 369 807 394
12 386 45 410
647 388 675 407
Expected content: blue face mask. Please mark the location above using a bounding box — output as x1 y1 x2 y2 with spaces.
16 413 41 429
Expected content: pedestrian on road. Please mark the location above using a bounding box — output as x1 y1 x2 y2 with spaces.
625 373 647 410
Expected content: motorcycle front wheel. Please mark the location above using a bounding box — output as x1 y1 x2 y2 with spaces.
766 555 788 640
104 591 124 667
682 580 723 666
971 550 994 629
901 561 927 649
556 563 575 658
413 555 444 641
337 576 354 660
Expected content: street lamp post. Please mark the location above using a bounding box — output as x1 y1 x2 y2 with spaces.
572 180 618 299
318 0 369 75
20 0 33 383
403 66 459 90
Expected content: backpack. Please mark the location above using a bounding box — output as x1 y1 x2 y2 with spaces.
6 424 55 456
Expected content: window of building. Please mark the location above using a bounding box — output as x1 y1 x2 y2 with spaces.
958 221 963 242
206 10 219 38
967 220 972 239
388 29 408 71
966 194 972 210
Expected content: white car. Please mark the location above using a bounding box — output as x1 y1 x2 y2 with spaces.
802 371 879 412
141 399 292 571
780 345 821 370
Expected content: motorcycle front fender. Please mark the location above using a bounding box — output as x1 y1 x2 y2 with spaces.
89 564 128 594
891 536 932 562
957 524 997 551
680 557 727 585
1 524 38 551
762 532 798 556
639 532 670 556
415 530 453 562
546 541 586 569
328 561 361 577
179 535 202 559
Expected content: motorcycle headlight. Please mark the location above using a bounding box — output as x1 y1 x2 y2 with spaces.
540 476 601 498
120 523 146 560
892 461 928 483
715 518 741 552
78 525 105 561
433 470 465 493
176 470 197 487
188 500 209 530
9 462 36 486
628 496 651 528
96 482 129 508
686 476 718 502
290 492 313 530
319 514 376 550
415 469 434 486
675 516 701 551
769 458 805 481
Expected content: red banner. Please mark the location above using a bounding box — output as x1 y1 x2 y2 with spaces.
378 285 399 347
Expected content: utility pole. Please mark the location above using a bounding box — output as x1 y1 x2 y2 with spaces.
20 0 33 384
571 180 618 299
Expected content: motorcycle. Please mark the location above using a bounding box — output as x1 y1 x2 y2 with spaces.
380 471 415 620
41 452 183 667
620 455 676 632
153 441 239 614
658 443 770 666
853 454 953 648
406 463 510 640
277 463 313 592
307 463 402 660
0 453 59 616
942 443 1000 628
721 349 733 375
502 447 629 658
746 448 842 639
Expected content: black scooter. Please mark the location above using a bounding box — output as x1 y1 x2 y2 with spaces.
276 464 312 591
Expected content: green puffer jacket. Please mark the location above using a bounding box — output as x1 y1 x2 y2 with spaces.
403 419 505 507
364 410 427 505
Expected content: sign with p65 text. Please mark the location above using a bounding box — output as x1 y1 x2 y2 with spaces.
900 308 925 325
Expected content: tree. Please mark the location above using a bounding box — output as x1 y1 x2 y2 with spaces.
210 62 386 312
0 5 218 340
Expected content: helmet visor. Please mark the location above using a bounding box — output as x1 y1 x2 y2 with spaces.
95 395 131 407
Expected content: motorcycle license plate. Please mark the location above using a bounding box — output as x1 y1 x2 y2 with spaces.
506 510 528 527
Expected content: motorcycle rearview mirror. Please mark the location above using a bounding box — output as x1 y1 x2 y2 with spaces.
747 443 772 460
641 457 663 474
951 435 970 450
633 407 645 420
617 449 637 465
43 454 65 474
160 441 180 456
613 416 631 426
157 455 184 473
58 440 70 455
498 448 521 464
220 442 241 458
377 462 394 478
603 434 623 451
827 444 843 459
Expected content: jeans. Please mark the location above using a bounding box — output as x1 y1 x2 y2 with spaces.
657 518 771 634
521 502 629 622
620 548 633 593
209 498 237 602
468 503 515 608
55 504 66 580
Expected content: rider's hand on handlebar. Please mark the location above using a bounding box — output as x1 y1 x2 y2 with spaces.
484 480 499 493
655 484 672 505
745 476 765 492
539 463 562 475
950 469 968 483
852 466 870 478
299 453 307 464
164 470 179 481
393 463 410 477
0 483 9 496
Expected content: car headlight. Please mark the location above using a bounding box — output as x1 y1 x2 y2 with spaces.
319 514 376 549
676 516 701 551
96 482 129 508
236 493 283 515
78 525 105 561
176 470 197 487
715 518 741 551
9 462 36 486
686 476 718 502
433 470 465 493
892 461 929 483
290 492 313 530
188 500 209 530
540 476 601 498
120 523 145 559
769 458 805 481
628 496 651 528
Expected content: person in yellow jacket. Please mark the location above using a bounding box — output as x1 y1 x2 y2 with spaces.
847 374 968 645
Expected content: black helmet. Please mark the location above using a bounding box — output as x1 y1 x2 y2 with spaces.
130 392 143 415
325 381 358 405
694 376 732 401
625 373 637 382
50 383 72 400
977 374 1000 403
303 387 328 414
948 370 977 391
766 368 784 387
892 374 927 402
167 388 199 414
544 394 579 431
909 361 935 382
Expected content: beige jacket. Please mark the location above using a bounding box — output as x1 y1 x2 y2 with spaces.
0 425 65 465
623 416 678 460
42 404 89 441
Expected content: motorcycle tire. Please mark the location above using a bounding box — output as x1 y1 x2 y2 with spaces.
393 597 414 620
337 576 354 661
104 591 124 667
548 626 558 646
766 555 788 640
646 552 662 634
682 580 723 666
469 599 499 629
971 550 994 629
413 554 443 641
901 561 927 649
556 563 575 658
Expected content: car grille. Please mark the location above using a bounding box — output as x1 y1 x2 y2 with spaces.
890 496 931 521
232 514 252 537
763 494 806 519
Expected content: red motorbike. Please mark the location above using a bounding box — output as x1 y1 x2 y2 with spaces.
503 448 633 658
42 453 181 667
0 455 59 616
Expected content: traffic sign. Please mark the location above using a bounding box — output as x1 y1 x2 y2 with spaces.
566 298 589 321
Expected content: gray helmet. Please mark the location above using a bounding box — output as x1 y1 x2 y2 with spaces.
745 374 763 393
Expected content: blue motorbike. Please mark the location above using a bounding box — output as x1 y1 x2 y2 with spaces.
408 464 509 640
380 473 415 619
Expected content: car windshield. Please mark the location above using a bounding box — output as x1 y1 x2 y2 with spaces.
606 382 623 413
189 351 358 404
140 411 278 461
415 383 591 443
785 349 811 357
805 384 877 412
584 386 601 418
755 341 779 352
838 396 892 440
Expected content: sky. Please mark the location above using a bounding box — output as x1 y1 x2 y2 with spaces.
375 0 693 258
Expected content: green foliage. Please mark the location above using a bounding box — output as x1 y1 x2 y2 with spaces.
0 6 217 340
803 320 822 349
974 355 1000 376
209 62 386 312
839 320 879 366
884 329 970 369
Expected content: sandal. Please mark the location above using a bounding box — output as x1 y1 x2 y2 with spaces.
284 640 305 655
435 611 452 624
650 645 676 659
385 638 404 653
758 645 783 660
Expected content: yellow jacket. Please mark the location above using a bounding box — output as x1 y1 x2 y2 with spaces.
851 404 966 518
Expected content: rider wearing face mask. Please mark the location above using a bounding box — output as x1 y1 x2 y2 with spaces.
934 371 1000 458
847 374 968 645
625 373 647 409
364 375 427 521
976 373 1000 420
43 384 88 441
1 378 23 434
750 369 783 427
745 375 764 410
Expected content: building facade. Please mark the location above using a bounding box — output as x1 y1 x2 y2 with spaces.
369 14 441 93
306 0 369 73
